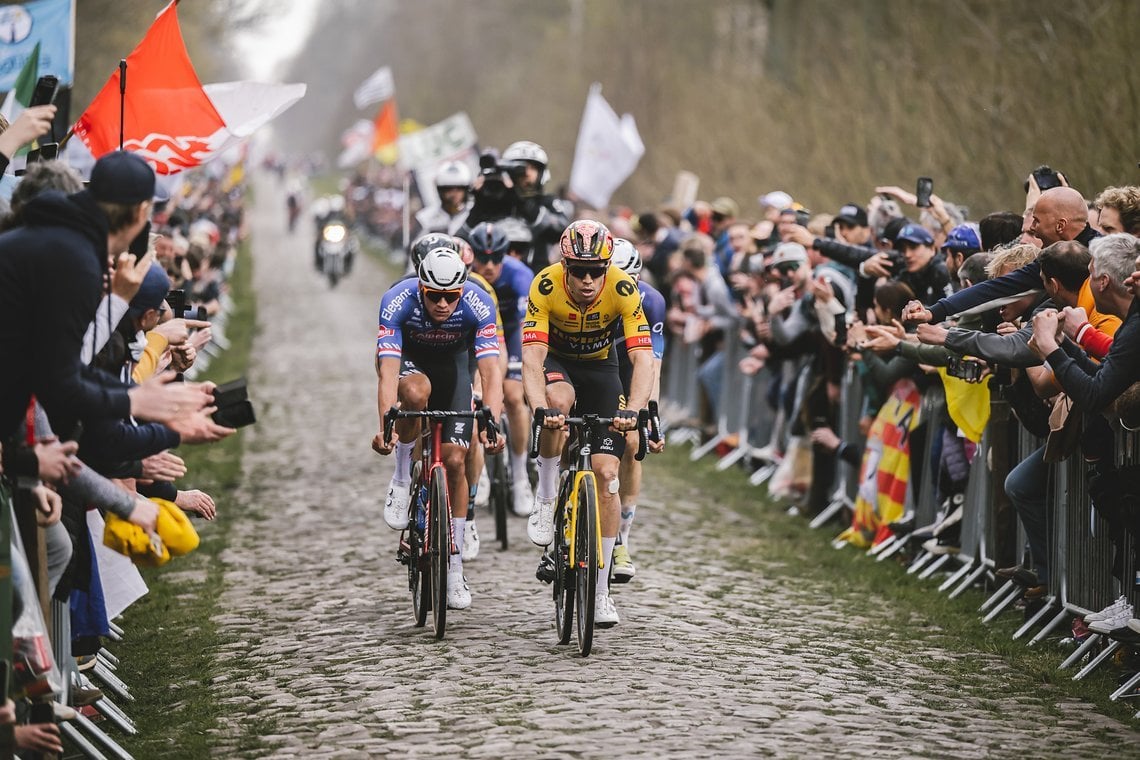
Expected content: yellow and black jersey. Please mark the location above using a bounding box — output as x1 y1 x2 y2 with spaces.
469 271 505 338
522 262 652 361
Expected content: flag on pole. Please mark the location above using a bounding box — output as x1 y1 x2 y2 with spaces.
336 118 375 168
353 65 394 110
73 2 304 175
0 0 75 91
372 98 399 165
568 84 645 209
0 40 39 123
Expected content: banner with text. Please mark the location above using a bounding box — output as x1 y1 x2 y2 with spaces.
0 0 74 91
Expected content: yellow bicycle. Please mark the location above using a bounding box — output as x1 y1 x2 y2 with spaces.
532 409 647 656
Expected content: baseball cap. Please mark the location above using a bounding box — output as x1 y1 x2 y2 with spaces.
129 262 171 315
758 190 793 210
942 223 982 253
894 223 935 249
770 241 808 267
834 202 869 227
88 150 156 205
711 196 739 218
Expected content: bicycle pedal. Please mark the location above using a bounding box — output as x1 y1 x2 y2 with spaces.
536 553 557 584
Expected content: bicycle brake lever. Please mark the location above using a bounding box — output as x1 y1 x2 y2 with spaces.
647 400 662 443
529 408 545 459
383 405 400 445
634 409 649 462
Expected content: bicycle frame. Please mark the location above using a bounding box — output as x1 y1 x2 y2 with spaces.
564 421 603 571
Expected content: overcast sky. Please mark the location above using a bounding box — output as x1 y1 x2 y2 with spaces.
234 0 320 80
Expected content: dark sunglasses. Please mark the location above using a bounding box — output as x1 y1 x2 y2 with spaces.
474 252 504 264
773 261 802 275
566 264 609 280
422 288 462 305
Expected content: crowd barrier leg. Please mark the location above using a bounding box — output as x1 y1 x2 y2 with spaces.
918 554 952 579
70 712 135 760
59 723 111 760
1073 639 1122 680
1060 633 1104 670
1026 606 1071 647
1012 599 1058 641
1110 671 1140 701
981 585 1026 622
947 565 989 599
907 553 937 576
692 329 746 462
716 368 756 471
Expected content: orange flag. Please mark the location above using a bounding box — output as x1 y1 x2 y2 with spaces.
372 98 399 165
73 1 226 175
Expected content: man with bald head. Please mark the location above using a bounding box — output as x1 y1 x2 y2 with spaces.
905 182 1099 324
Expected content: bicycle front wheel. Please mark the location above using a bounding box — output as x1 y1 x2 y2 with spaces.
409 463 428 627
553 473 573 645
574 472 598 657
490 450 509 551
430 465 450 639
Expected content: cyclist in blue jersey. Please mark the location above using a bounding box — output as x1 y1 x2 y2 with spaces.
465 221 537 517
372 248 504 609
608 239 667 583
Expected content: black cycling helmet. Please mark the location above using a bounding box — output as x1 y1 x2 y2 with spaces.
466 222 510 259
409 232 459 270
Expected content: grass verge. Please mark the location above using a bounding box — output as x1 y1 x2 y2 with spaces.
110 236 256 759
652 445 1140 727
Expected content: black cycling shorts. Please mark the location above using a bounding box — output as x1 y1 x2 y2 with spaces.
543 353 626 458
400 349 474 447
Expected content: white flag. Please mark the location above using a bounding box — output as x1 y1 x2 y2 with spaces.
337 118 376 168
353 65 394 110
569 84 645 209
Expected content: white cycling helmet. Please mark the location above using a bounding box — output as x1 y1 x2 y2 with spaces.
434 160 472 190
610 238 642 279
503 140 550 185
418 247 469 290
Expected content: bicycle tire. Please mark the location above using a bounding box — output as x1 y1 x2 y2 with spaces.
574 472 598 656
553 472 573 645
409 463 428 627
490 451 509 550
430 465 450 639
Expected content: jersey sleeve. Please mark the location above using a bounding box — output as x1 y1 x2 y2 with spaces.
642 285 667 360
617 274 653 353
522 275 551 347
376 286 410 359
464 286 501 360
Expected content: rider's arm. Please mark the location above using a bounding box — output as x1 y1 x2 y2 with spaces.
376 356 401 429
477 355 504 422
626 349 654 411
521 278 552 409
468 288 504 420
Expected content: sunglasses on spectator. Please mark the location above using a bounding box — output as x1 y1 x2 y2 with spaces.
422 288 463 305
474 251 504 264
773 262 802 275
565 263 609 280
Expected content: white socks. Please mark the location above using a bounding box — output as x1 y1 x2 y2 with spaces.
510 450 529 484
619 503 637 550
598 537 617 596
536 455 560 500
393 441 414 484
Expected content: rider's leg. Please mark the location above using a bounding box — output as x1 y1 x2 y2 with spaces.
505 378 530 481
536 381 574 499
394 374 430 484
591 451 622 598
618 431 641 551
465 443 484 519
443 441 470 570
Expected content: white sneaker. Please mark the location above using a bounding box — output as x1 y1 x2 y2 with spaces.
1085 596 1128 623
475 468 491 507
527 496 555 546
512 479 534 517
384 479 411 530
595 593 619 628
462 520 481 561
447 570 471 610
1088 605 1134 634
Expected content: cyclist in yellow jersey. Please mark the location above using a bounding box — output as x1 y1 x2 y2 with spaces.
521 219 653 627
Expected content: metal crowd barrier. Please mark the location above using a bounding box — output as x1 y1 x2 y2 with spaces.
660 333 702 446
672 323 1140 705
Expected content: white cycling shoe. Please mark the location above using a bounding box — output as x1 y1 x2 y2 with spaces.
527 496 556 546
595 593 619 628
447 570 471 610
384 479 411 530
512 479 534 517
475 468 491 508
462 520 480 561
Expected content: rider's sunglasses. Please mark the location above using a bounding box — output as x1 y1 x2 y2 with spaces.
422 288 463 305
474 251 504 264
566 263 609 280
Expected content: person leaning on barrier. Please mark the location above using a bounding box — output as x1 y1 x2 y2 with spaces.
904 183 1100 326
1029 233 1140 413
0 151 211 516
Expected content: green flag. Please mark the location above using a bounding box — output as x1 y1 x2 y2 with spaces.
2 41 40 118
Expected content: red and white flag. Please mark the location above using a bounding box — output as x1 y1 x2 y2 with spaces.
73 1 303 175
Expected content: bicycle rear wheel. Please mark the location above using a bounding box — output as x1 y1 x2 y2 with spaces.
553 473 573 645
409 463 428 627
430 465 450 639
574 472 598 656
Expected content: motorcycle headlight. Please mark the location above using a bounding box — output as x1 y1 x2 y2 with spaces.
323 224 347 243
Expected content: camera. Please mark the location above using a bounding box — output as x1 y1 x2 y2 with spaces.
1031 165 1062 191
946 356 985 382
167 288 186 318
211 378 257 429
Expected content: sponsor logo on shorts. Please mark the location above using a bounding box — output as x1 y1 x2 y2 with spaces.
546 372 565 382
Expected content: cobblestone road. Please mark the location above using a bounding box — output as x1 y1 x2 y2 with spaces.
211 178 1140 758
